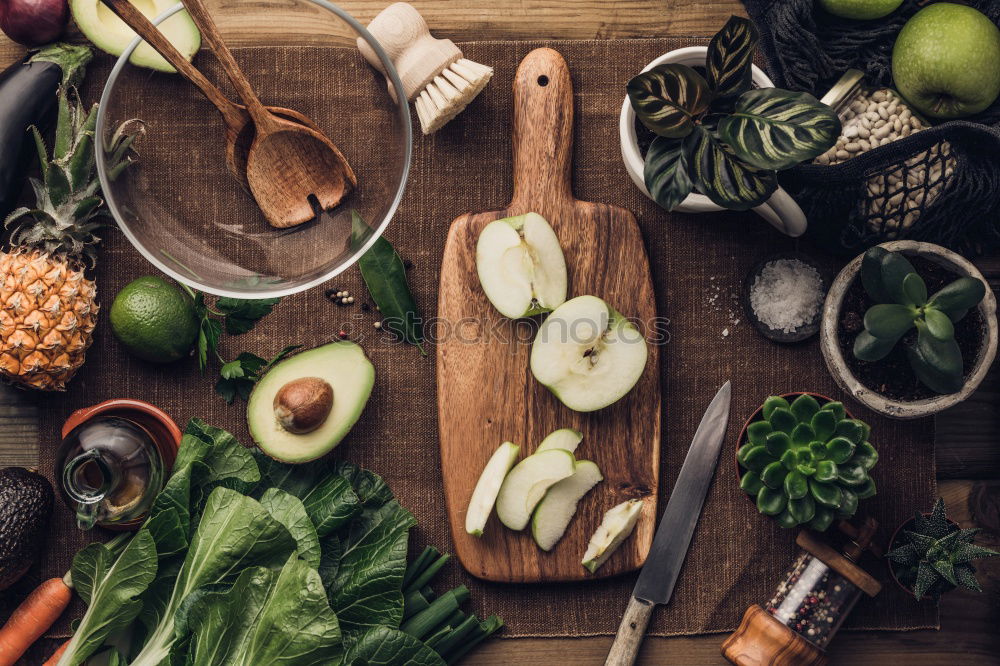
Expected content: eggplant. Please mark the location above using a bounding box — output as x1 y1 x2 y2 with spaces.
0 42 91 219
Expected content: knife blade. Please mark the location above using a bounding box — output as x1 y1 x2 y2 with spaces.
605 381 732 666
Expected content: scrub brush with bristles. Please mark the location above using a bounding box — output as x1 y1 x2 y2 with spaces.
357 2 493 134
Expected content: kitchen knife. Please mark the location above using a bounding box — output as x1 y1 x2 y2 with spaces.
605 381 732 666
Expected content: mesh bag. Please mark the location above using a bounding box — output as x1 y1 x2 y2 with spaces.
742 0 1000 255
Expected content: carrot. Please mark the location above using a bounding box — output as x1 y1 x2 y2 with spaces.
0 575 73 666
41 639 70 666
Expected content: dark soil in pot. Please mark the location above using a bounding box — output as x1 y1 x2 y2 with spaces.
836 256 986 402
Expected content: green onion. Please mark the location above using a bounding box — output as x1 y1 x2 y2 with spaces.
404 552 450 594
445 615 504 663
402 546 439 589
402 589 430 620
431 614 479 660
401 586 469 639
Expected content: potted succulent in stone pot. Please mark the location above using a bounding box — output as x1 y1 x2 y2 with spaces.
736 392 879 532
886 498 998 602
618 16 842 237
820 240 998 420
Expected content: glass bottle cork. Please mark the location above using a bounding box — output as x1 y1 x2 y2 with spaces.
721 518 882 666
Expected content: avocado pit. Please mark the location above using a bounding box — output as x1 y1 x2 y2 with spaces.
273 377 334 434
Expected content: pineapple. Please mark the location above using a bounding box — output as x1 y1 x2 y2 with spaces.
1 77 142 390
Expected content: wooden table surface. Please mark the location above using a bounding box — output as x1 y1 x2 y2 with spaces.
1 1 997 664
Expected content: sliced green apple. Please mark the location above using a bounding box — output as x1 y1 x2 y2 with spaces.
495 449 575 530
535 428 583 454
581 499 643 573
465 441 520 537
476 212 567 319
531 460 603 551
530 295 648 412
70 0 201 73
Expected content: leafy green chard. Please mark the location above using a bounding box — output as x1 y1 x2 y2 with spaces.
60 421 501 665
852 247 987 394
737 394 878 531
887 498 998 601
628 15 840 211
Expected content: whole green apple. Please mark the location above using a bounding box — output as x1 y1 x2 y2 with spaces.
893 3 1000 119
819 0 903 20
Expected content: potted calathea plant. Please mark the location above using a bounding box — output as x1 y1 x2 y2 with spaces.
887 498 998 602
736 393 878 532
619 16 840 236
821 241 998 419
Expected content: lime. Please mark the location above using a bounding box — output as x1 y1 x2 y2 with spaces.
110 276 200 363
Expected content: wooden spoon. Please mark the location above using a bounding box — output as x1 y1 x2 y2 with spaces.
101 0 327 192
180 0 357 228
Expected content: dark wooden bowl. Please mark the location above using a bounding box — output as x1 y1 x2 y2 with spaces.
742 252 829 344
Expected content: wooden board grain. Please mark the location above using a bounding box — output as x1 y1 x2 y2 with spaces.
436 48 661 582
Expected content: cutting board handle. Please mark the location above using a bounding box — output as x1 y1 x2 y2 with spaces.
509 48 574 211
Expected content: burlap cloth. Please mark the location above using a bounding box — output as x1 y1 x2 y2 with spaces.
11 39 937 640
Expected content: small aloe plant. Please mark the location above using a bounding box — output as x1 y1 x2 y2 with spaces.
737 394 878 531
627 16 840 212
886 498 998 601
853 247 986 395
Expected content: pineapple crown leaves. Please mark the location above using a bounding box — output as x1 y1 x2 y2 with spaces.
737 394 878 532
886 498 999 601
853 247 987 395
4 82 144 267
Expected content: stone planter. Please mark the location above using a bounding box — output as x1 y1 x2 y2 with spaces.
820 240 998 419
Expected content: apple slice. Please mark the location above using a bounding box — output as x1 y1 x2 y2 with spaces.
495 449 575 530
530 295 648 412
476 212 567 319
581 499 643 573
531 460 603 551
465 441 520 536
535 428 583 454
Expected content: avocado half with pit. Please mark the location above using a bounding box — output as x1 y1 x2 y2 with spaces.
70 0 201 73
248 342 374 464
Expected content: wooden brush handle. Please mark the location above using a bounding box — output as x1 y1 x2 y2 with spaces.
605 596 655 666
357 1 461 101
180 0 275 130
508 47 574 212
99 0 244 129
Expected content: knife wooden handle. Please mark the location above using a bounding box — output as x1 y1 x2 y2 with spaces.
605 596 655 666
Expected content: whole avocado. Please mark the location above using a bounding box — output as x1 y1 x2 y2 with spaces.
0 467 54 590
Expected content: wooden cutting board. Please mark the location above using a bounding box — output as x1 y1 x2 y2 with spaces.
436 48 661 582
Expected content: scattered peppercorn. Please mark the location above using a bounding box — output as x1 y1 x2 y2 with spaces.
361 303 371 312
403 259 414 270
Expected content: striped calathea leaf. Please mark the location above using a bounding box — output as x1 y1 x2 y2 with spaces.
686 126 778 210
643 136 693 211
627 64 712 138
706 15 758 109
717 89 841 170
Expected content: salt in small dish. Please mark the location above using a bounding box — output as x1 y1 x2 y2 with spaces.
742 252 828 344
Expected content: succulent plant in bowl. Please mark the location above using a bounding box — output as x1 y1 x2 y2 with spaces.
853 246 987 395
886 498 998 601
737 394 878 531
626 16 840 212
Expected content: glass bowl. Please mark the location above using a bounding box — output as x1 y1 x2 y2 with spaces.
95 1 411 298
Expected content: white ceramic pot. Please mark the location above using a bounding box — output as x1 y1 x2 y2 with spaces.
820 240 998 420
619 46 808 237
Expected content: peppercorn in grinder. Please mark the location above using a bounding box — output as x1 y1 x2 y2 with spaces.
721 518 882 666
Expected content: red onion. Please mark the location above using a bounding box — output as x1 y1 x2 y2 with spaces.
0 0 68 47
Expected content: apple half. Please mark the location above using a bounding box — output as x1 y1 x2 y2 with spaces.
581 499 643 573
465 441 520 536
495 449 575 530
530 295 648 412
476 212 567 319
535 427 583 454
531 460 603 551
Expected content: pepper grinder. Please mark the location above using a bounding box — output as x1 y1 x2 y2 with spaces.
722 518 883 666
